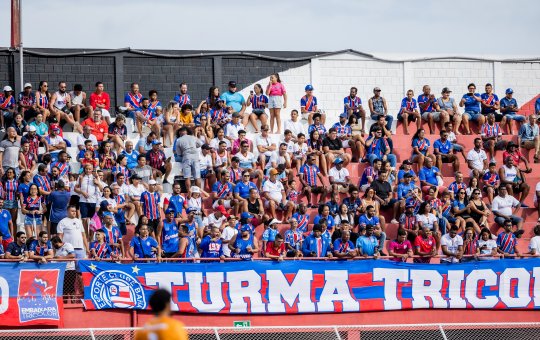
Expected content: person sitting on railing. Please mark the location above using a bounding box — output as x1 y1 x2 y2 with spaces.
302 224 332 258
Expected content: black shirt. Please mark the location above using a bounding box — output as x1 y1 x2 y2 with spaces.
6 242 27 256
323 137 343 151
370 180 392 200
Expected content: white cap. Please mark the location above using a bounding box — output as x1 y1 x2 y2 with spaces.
268 218 280 226
3 86 12 92
23 83 32 89
148 179 158 185
190 186 200 193
28 125 37 132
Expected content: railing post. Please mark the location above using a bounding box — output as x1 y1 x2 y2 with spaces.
213 327 221 340
333 326 343 340
89 328 97 340
439 325 448 340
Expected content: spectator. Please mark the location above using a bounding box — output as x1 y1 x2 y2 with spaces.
221 81 247 126
77 125 99 151
175 126 203 191
359 158 381 192
75 164 103 237
500 88 525 134
80 108 108 142
368 87 391 131
0 198 13 250
443 121 467 159
28 112 48 136
173 82 190 106
308 112 327 137
418 85 445 134
229 225 259 260
314 204 336 233
49 81 77 129
329 158 351 194
418 157 445 194
528 224 540 256
247 84 269 133
108 114 128 152
491 186 524 237
356 225 380 258
5 231 28 261
411 128 435 168
503 142 531 175
482 162 500 205
0 85 17 129
307 129 326 175
225 112 244 142
284 110 305 140
68 83 87 122
476 228 498 260
301 84 322 125
17 83 37 124
89 82 111 118
448 171 467 200
397 89 421 135
499 156 530 204
369 171 397 223
211 169 238 214
481 113 507 162
21 183 46 238
480 83 501 120
459 83 482 133
146 140 171 183
332 230 356 259
130 224 161 261
518 114 540 163
496 220 520 258
89 229 114 260
468 189 490 231
262 219 280 254
242 188 267 227
284 218 303 257
343 87 366 134
364 126 396 168
57 205 88 259
323 128 351 170
302 224 332 258
414 226 437 263
440 225 463 263
466 138 488 179
0 127 21 176
100 212 124 258
434 130 459 172
234 141 262 188
266 74 287 134
256 124 277 169
35 81 51 121
49 180 70 236
263 168 294 221
388 228 413 262
123 82 142 118
199 226 225 259
299 154 328 208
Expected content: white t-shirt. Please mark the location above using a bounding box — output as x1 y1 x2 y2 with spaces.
128 183 146 199
54 242 76 270
440 234 463 263
417 213 438 230
477 238 497 259
234 151 256 170
466 149 487 171
57 217 85 249
535 182 540 203
78 175 101 204
48 135 65 148
492 195 520 216
225 122 244 140
529 235 540 254
256 135 276 156
221 226 238 257
267 151 290 169
283 140 295 154
263 179 284 203
284 119 306 137
293 143 308 159
203 213 227 228
210 138 231 150
199 151 213 169
328 167 349 184
77 133 98 147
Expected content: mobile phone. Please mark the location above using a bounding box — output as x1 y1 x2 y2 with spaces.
467 93 474 96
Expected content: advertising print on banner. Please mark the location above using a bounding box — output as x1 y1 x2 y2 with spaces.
0 262 66 326
80 259 540 313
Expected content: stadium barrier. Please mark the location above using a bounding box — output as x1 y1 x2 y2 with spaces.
1 323 540 340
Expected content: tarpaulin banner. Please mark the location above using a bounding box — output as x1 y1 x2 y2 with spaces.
0 262 66 326
80 259 540 313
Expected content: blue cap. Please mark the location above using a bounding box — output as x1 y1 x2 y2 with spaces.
506 88 514 94
240 212 253 219
151 139 162 145
334 157 343 164
186 207 198 214
305 84 314 91
165 208 175 214
241 224 252 232
102 211 114 217
339 112 348 118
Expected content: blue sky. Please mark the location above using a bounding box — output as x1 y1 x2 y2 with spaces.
1 0 539 57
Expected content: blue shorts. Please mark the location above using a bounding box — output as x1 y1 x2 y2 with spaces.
200 169 209 178
80 202 96 219
463 111 482 121
505 114 526 122
25 215 43 226
452 143 463 152
3 199 17 209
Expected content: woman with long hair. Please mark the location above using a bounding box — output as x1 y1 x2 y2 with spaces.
334 203 354 226
206 86 220 109
98 141 116 184
266 73 287 134
163 101 181 147
411 128 435 167
468 188 489 233
362 187 386 232
3 167 19 228
307 129 327 175
21 184 46 238
35 81 51 121
247 84 269 133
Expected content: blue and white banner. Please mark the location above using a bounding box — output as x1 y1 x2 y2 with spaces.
80 259 540 313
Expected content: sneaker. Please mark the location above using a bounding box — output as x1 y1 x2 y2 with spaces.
390 219 399 224
513 230 525 238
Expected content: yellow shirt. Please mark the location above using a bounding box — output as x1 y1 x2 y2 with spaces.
179 113 193 124
135 316 189 340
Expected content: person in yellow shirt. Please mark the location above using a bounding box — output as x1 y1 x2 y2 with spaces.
179 104 195 130
135 289 189 340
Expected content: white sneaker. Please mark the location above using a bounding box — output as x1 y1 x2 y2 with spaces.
390 219 399 224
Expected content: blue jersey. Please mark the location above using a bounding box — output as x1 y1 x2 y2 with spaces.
121 150 140 169
365 137 389 159
29 240 52 256
292 213 310 234
356 235 379 256
313 214 336 231
173 93 191 106
500 97 518 114
433 139 453 154
262 228 278 242
359 166 378 187
302 235 330 257
232 234 255 260
448 182 467 195
124 92 142 110
250 94 268 110
481 93 499 114
308 123 327 136
397 182 416 200
0 209 12 239
186 221 198 242
333 239 354 254
344 95 362 113
220 91 245 113
141 191 161 220
418 166 440 186
299 164 320 186
412 137 430 156
130 236 158 259
462 93 481 113
101 226 122 255
234 181 257 199
90 241 113 259
200 236 223 258
397 169 416 182
331 122 352 138
114 194 126 224
300 95 317 112
418 94 436 113
398 98 417 116
161 220 179 254
497 232 517 254
284 229 303 250
358 215 380 229
212 181 233 198
180 236 197 258
482 171 500 187
167 194 185 217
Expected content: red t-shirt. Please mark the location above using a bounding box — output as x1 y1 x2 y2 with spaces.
81 118 109 141
90 91 111 110
502 151 522 166
266 242 285 257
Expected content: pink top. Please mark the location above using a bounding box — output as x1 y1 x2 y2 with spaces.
388 240 412 261
267 82 286 96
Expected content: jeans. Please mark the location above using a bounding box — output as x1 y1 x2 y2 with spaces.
371 114 393 131
368 153 397 167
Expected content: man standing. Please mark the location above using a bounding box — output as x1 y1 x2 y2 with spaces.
0 127 21 176
175 126 203 191
58 205 88 259
141 180 161 232
344 87 366 133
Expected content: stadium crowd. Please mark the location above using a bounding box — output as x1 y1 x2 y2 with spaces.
0 77 539 267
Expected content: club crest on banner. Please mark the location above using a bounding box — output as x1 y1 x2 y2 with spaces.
90 270 146 309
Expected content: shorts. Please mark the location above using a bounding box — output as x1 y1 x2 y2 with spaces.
182 158 201 180
264 199 290 209
421 111 441 121
495 215 522 226
482 140 506 151
493 113 505 123
310 186 326 194
342 139 351 148
200 169 210 178
452 143 463 152
439 154 455 163
147 219 160 231
213 199 231 209
50 222 59 235
117 222 127 236
397 112 417 122
2 237 13 251
252 109 266 116
25 215 43 226
505 114 526 122
80 202 96 219
482 186 498 195
268 96 283 109
463 111 482 121
3 199 17 209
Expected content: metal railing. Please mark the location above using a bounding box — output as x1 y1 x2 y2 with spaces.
0 323 539 340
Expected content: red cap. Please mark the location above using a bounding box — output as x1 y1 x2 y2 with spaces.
215 205 229 218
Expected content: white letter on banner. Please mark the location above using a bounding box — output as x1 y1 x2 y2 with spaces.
0 276 8 314
410 270 447 309
227 270 266 313
465 269 498 308
533 267 540 307
266 270 315 313
499 268 531 308
145 272 184 311
185 272 226 313
317 270 359 312
372 268 408 310
447 270 466 308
